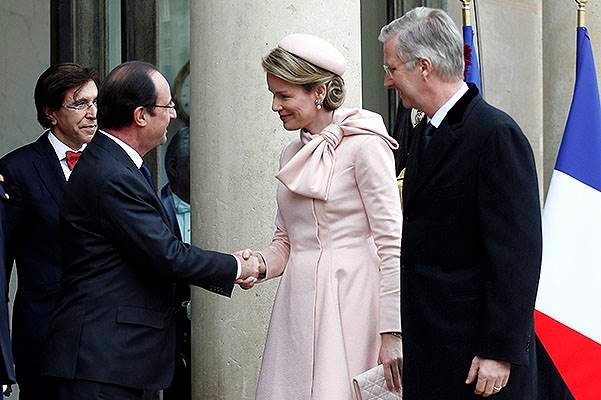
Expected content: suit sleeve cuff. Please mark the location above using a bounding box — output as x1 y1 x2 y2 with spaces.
234 255 241 279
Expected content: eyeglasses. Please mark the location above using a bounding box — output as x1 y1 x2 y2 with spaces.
62 100 97 111
149 100 176 110
383 58 419 77
382 64 398 77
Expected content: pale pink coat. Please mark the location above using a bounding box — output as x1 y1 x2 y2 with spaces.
255 109 403 399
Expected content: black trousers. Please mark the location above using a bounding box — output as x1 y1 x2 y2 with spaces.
55 378 144 400
15 365 58 400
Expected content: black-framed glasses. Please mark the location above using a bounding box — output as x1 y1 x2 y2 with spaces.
148 100 176 110
62 100 97 111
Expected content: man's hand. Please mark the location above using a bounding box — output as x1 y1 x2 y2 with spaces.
465 356 510 397
0 174 8 200
379 333 403 392
235 251 260 282
234 249 266 290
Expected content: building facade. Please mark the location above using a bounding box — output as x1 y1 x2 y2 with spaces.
0 0 596 398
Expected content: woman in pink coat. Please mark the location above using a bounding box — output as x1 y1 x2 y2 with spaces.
239 33 403 399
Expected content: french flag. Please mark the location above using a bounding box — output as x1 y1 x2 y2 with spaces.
535 27 601 399
463 25 481 91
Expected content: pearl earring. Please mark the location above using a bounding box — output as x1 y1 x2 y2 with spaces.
315 98 323 110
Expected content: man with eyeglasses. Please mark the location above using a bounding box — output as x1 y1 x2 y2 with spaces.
0 63 99 399
41 61 260 400
379 8 542 400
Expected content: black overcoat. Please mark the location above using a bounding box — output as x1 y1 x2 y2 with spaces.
0 187 15 383
400 85 542 399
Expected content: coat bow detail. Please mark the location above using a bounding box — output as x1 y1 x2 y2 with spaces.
276 108 398 200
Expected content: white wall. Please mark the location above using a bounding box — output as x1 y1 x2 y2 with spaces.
0 0 50 156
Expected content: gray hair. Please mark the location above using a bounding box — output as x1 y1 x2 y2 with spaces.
379 7 464 82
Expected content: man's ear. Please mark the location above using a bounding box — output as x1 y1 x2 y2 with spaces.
133 106 148 127
45 106 57 126
418 58 433 77
166 157 178 180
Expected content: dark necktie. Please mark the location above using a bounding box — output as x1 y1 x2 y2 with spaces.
65 151 82 171
140 164 156 191
419 122 436 157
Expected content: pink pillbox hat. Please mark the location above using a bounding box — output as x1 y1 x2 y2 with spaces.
278 33 346 76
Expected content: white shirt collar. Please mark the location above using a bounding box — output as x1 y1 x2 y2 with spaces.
101 130 143 168
429 82 469 128
47 130 87 161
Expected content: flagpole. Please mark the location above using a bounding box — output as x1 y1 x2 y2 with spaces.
459 0 484 95
576 0 588 28
460 0 472 26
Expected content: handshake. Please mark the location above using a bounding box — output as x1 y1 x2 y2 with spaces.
235 249 266 290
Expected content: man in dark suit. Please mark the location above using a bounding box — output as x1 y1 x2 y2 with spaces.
379 8 542 399
161 127 191 242
0 64 99 399
160 127 192 400
391 103 418 177
42 61 261 400
0 178 16 390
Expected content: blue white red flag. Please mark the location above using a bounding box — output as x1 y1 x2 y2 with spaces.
463 25 481 90
535 27 601 400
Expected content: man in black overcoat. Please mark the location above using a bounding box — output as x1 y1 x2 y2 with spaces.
42 61 261 400
379 8 542 399
0 178 16 388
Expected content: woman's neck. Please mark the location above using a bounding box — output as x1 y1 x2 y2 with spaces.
304 110 335 135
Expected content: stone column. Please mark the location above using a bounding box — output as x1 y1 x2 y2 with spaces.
189 1 362 398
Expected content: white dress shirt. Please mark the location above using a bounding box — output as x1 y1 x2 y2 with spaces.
428 82 469 128
101 130 143 168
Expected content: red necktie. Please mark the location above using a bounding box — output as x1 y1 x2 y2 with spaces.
65 151 82 171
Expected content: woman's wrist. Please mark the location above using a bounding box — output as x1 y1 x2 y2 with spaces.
257 253 267 279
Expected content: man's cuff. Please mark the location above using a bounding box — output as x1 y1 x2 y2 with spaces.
234 255 241 279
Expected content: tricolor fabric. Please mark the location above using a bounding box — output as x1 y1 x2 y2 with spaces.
463 25 481 91
535 27 601 400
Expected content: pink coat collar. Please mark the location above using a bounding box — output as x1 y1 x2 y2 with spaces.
276 108 398 200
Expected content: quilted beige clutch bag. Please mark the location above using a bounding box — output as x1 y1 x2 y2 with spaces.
352 364 403 400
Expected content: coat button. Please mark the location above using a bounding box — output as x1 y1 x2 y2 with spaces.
401 264 407 270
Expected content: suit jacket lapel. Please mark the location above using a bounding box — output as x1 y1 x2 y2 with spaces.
402 120 426 209
403 84 481 211
31 134 66 207
409 120 458 201
93 133 176 234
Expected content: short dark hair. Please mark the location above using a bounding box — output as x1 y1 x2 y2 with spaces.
97 61 160 130
34 63 99 128
164 127 190 181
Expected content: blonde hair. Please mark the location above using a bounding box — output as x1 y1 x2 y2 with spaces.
262 47 345 110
